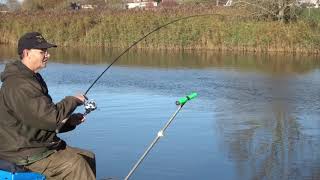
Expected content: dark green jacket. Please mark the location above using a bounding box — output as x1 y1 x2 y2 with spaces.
0 60 82 164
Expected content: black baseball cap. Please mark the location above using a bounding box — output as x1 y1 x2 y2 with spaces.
17 32 57 55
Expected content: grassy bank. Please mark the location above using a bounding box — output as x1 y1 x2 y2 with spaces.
0 6 320 54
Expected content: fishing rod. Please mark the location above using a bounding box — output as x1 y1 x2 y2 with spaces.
81 1 274 115
83 13 222 96
81 13 219 115
124 92 198 180
82 0 280 97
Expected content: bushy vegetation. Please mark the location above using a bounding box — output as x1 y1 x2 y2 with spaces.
0 5 319 53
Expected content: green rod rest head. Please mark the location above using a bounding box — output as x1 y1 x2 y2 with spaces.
175 92 198 105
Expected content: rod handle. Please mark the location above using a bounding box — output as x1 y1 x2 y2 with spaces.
175 92 198 105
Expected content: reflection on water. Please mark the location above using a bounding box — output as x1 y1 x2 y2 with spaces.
1 45 319 74
214 71 320 179
0 45 319 180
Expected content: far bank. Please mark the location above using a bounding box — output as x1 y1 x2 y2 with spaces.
0 6 320 54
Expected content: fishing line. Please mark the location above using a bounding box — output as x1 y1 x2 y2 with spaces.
84 13 224 96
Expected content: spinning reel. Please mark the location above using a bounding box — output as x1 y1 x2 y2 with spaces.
83 97 97 116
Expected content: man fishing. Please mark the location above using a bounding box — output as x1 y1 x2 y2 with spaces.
0 32 96 180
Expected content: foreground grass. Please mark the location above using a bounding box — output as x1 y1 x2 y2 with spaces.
0 6 319 54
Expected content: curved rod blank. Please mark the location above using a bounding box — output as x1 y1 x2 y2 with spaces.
84 13 222 95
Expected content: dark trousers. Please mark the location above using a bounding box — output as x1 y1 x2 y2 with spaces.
25 146 96 180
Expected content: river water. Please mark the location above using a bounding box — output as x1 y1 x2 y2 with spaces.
0 45 319 180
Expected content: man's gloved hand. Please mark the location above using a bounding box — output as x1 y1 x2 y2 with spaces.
67 113 85 126
73 93 86 104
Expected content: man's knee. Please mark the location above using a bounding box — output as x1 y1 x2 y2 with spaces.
64 147 96 177
80 149 96 162
73 154 91 169
68 154 96 179
66 147 95 167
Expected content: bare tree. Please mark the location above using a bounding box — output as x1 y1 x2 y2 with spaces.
232 0 301 22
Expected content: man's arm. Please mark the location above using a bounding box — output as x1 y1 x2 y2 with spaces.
6 83 84 131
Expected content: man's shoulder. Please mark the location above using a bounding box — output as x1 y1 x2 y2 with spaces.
4 75 36 86
2 75 43 95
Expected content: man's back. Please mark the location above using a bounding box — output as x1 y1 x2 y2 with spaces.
0 60 59 164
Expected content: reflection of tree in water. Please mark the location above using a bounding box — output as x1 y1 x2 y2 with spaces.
214 71 320 180
218 104 320 180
